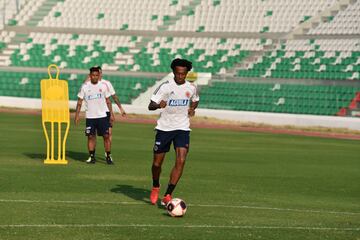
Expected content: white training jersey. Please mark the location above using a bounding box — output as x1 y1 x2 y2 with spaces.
100 79 116 112
77 81 111 119
151 79 200 131
101 79 116 95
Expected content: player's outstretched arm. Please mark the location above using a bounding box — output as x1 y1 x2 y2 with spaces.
74 98 83 125
148 100 167 111
111 94 126 117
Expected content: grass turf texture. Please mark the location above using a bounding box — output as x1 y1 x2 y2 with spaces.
0 112 359 240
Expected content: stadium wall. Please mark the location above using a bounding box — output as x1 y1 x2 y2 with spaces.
1 96 360 131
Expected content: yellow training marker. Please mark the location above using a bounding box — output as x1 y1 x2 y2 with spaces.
41 64 70 164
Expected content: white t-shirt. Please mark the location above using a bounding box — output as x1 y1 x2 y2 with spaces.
101 79 116 95
100 79 116 112
151 79 199 131
77 81 111 119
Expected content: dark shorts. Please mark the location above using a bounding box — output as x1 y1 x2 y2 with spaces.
85 117 110 136
106 112 113 128
153 130 190 153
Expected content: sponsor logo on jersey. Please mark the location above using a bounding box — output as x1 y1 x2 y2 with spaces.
86 93 102 100
168 99 189 106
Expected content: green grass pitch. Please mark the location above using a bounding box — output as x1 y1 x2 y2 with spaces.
0 112 359 240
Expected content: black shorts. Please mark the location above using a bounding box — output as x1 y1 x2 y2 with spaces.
153 130 190 153
85 117 110 136
106 112 112 128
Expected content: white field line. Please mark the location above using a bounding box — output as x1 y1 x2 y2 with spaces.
0 199 359 216
0 224 358 231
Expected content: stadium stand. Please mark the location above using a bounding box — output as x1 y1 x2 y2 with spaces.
38 0 192 30
0 70 156 103
237 39 360 80
0 0 359 117
308 0 360 35
168 0 339 33
199 81 360 115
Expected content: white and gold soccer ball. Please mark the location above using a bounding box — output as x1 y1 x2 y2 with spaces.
166 198 187 217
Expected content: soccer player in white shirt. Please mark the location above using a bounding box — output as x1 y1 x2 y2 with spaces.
83 66 127 162
148 58 199 205
74 67 114 164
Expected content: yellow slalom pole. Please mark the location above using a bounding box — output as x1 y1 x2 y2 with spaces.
62 122 70 161
58 122 61 161
51 122 54 160
42 121 50 161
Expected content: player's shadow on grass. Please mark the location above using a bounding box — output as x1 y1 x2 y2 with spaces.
65 150 106 164
23 153 46 161
111 184 152 204
66 150 89 162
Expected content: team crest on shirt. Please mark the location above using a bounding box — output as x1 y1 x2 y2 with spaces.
185 91 191 98
99 89 102 92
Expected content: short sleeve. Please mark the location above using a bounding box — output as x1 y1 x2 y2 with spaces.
101 82 113 98
105 91 111 98
191 83 200 102
151 82 169 104
107 81 116 95
77 84 85 99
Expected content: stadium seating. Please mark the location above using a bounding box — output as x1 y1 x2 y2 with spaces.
6 32 260 74
0 0 27 28
1 0 359 117
0 71 156 103
200 81 360 115
7 32 141 69
237 39 360 80
27 0 339 33
308 1 360 35
169 0 338 32
38 0 192 30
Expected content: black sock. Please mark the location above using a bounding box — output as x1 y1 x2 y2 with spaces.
89 151 95 158
165 184 176 196
106 151 111 157
153 179 160 188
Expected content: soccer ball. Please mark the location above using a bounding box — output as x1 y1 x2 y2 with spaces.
166 198 187 217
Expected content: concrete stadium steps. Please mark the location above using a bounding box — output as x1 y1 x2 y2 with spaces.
25 0 60 27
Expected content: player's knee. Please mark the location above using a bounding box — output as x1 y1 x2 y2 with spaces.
175 158 186 167
152 163 161 169
88 135 96 140
153 158 163 167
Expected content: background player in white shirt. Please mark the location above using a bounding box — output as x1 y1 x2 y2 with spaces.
84 66 127 138
74 67 114 164
83 66 127 162
148 58 199 206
